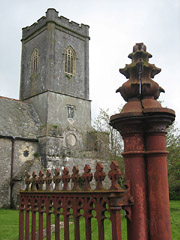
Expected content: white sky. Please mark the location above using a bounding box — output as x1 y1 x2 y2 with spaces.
0 0 180 126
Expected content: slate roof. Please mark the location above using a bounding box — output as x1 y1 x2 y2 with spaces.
0 97 41 139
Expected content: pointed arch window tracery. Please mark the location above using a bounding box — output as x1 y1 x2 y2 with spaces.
64 46 76 76
31 48 39 76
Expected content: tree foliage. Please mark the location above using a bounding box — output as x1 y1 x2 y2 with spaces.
166 123 180 199
93 108 125 184
93 108 123 157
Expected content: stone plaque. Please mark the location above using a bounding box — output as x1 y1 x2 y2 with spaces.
66 134 77 146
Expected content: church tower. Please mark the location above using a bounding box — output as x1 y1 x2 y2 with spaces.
20 9 91 168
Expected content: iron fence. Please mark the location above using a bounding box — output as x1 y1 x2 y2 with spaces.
19 161 133 240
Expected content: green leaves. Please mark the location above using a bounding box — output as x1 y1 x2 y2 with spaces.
166 122 180 199
93 108 123 157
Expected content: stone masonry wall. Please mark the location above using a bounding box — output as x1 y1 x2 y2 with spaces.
20 30 47 100
0 138 38 208
0 139 11 207
54 27 88 99
13 158 42 208
13 140 38 176
27 91 91 131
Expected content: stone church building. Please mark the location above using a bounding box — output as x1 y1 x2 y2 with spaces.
0 9 108 208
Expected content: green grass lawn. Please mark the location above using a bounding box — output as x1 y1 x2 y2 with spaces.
0 201 179 240
170 201 180 239
50 214 127 240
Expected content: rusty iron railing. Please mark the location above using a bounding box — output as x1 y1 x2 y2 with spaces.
19 161 133 240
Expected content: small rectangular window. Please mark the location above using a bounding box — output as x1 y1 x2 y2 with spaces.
67 105 75 119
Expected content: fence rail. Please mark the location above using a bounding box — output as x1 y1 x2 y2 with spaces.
19 161 133 240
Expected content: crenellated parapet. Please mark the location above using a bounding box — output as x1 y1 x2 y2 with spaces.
22 8 89 40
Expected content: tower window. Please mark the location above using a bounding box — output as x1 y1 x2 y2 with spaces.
31 48 39 76
64 46 76 76
67 105 75 119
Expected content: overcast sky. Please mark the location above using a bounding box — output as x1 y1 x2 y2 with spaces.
1 0 180 127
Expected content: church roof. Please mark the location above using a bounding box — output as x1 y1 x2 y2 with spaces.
0 97 41 139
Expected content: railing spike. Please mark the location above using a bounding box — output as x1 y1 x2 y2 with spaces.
25 171 31 191
45 169 52 191
20 161 134 240
72 166 81 191
31 171 37 191
53 168 61 191
37 170 45 191
82 164 93 191
108 161 122 190
62 167 70 191
94 162 106 190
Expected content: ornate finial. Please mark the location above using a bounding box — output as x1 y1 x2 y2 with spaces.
62 167 71 191
82 164 93 191
45 170 52 191
116 43 164 102
72 166 81 191
25 172 31 191
94 162 106 190
31 171 37 191
37 170 45 191
108 161 122 190
53 168 61 191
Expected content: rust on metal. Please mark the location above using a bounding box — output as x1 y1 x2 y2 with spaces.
31 171 37 191
110 43 175 240
62 167 70 191
45 169 52 191
19 43 175 240
71 166 81 191
94 162 106 190
37 170 45 191
53 168 61 191
108 160 122 191
82 164 93 191
19 161 133 240
25 172 31 191
144 116 173 240
116 42 164 102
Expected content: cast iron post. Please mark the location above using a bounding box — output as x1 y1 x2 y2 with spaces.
144 112 174 239
110 43 175 240
111 114 148 240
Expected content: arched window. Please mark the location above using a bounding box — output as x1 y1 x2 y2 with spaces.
31 48 39 76
64 46 76 76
